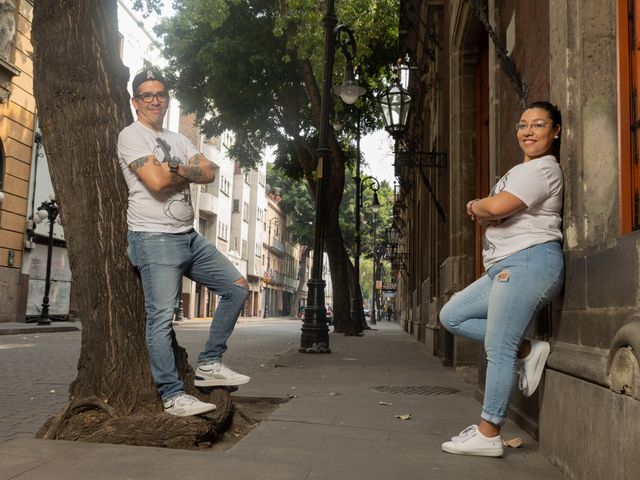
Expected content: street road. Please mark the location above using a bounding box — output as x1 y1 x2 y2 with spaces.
0 318 301 441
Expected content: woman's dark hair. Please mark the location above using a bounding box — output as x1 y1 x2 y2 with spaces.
525 101 562 157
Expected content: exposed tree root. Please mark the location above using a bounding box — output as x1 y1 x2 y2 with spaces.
36 388 235 449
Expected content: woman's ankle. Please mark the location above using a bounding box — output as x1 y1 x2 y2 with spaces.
478 420 501 438
517 339 531 359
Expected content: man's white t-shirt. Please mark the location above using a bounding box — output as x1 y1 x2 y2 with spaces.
118 121 198 233
483 155 563 269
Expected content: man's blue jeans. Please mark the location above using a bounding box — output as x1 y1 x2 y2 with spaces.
439 241 564 425
127 230 248 401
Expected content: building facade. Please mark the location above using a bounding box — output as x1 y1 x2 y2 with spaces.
394 1 639 478
0 1 36 322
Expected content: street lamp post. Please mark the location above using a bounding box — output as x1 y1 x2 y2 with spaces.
299 0 337 353
32 194 59 325
300 1 362 352
360 176 380 325
351 107 364 332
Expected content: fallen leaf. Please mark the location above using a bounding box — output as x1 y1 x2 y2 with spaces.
49 389 56 393
379 401 393 406
395 413 412 420
502 437 523 448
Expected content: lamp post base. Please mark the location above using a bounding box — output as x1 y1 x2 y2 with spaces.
299 309 331 353
300 279 331 353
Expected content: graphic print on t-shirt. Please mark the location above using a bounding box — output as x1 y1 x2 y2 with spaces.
155 137 193 222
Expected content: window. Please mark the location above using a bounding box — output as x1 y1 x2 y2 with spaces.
242 240 248 259
220 175 230 196
233 199 240 213
243 202 249 222
199 218 208 235
618 0 640 232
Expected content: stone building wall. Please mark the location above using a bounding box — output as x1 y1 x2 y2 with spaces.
0 0 34 322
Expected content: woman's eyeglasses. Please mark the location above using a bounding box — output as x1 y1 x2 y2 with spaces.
515 122 551 131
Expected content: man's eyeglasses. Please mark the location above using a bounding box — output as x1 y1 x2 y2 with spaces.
136 92 169 103
515 122 551 131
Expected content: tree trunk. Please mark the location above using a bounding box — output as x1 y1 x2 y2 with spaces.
32 0 231 446
298 59 360 335
290 245 310 318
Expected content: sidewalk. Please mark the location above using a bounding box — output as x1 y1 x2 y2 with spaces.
0 321 80 336
0 322 565 480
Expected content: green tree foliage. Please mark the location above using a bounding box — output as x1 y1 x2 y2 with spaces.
265 161 314 248
156 0 398 175
157 0 398 334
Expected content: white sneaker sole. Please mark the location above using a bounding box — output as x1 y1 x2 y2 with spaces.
441 443 503 457
165 403 217 417
523 342 551 397
194 376 251 387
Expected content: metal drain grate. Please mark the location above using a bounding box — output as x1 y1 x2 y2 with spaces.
372 385 460 396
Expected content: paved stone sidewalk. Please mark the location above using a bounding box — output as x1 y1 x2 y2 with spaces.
0 320 567 479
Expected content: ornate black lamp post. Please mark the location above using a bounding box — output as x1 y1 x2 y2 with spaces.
360 176 380 325
32 195 59 325
300 0 362 352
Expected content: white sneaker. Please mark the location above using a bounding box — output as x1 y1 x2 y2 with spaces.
518 339 551 397
163 393 216 417
442 425 503 457
194 362 251 387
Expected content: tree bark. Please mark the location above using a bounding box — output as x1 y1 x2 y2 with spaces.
298 59 359 335
31 0 232 446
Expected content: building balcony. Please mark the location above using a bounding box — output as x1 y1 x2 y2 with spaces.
198 191 218 216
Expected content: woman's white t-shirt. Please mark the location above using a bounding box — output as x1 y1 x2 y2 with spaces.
483 155 563 269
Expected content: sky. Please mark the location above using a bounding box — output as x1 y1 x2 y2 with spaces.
360 129 396 186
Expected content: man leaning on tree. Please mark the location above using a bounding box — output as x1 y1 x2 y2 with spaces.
117 68 250 417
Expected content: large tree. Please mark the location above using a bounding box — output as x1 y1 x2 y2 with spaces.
31 1 234 447
158 0 398 334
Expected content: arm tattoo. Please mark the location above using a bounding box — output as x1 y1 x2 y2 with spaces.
178 165 206 183
129 155 161 171
129 156 149 171
187 153 204 166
